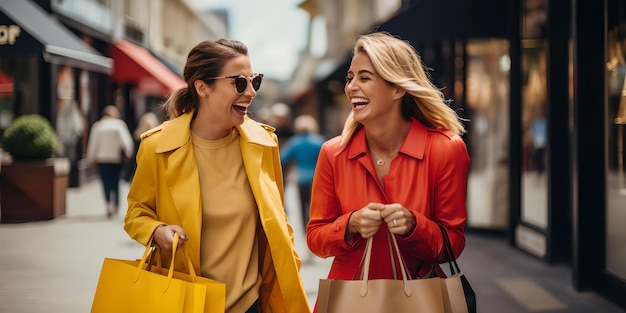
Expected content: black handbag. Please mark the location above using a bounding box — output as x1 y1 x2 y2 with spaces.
438 224 477 313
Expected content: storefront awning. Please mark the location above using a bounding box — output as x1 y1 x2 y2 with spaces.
0 70 13 97
111 40 186 97
316 0 510 87
0 0 112 74
379 0 508 40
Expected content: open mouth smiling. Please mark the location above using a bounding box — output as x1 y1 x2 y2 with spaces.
351 97 369 109
233 103 248 113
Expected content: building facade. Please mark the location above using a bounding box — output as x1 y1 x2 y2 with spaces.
0 0 224 186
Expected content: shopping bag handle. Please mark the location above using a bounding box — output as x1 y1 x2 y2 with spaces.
178 239 198 282
144 236 196 281
360 232 412 297
134 233 198 291
355 232 407 280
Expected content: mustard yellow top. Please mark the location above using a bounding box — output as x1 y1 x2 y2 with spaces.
124 112 311 312
192 129 261 312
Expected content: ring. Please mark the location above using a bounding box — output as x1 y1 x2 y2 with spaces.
393 219 398 227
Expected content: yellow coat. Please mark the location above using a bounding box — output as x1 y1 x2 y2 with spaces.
124 111 310 313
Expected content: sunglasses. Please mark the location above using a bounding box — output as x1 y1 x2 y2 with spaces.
206 74 263 94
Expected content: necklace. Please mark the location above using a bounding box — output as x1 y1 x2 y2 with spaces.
367 123 409 167
369 149 386 166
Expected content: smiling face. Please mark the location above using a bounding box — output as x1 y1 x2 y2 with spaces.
345 52 401 126
194 55 258 138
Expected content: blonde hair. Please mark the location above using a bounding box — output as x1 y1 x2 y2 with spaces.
294 115 319 134
340 32 465 146
102 105 121 119
134 112 160 139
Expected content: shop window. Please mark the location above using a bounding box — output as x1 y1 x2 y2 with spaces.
520 40 548 230
606 27 626 281
465 39 511 230
514 0 550 259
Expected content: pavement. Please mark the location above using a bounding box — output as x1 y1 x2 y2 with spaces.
0 178 331 312
0 178 624 312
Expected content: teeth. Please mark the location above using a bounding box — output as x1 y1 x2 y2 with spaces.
351 97 368 104
351 98 368 109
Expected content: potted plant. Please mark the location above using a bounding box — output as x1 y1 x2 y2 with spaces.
0 114 70 222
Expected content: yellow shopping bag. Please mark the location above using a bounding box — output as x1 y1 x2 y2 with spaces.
91 233 225 313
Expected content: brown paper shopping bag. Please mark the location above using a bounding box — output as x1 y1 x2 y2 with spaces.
317 233 445 313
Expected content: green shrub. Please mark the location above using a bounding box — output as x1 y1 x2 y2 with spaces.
2 114 58 160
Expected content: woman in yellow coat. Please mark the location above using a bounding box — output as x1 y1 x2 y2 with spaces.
124 39 310 313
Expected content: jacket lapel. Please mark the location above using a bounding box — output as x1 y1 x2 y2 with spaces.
237 117 278 204
152 114 279 268
158 112 202 238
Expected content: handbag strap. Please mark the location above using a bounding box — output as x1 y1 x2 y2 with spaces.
412 225 463 278
439 224 462 275
360 233 412 297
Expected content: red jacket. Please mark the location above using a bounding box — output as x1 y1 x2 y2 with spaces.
306 118 470 281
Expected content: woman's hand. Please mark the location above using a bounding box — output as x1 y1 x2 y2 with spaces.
346 203 385 240
380 203 416 236
152 224 188 250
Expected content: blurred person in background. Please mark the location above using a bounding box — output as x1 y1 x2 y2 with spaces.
306 32 470 311
269 102 294 146
124 111 160 181
280 114 325 230
133 112 160 140
123 39 310 313
86 105 134 218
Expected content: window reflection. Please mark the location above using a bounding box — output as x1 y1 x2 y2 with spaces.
606 27 626 281
465 40 510 230
521 40 548 229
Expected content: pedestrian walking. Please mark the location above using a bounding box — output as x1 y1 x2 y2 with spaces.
85 105 134 217
124 111 160 181
280 114 325 230
306 32 470 311
123 39 310 313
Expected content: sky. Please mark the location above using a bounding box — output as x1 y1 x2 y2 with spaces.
187 0 319 81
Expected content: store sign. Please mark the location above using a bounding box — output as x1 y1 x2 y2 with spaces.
0 25 20 45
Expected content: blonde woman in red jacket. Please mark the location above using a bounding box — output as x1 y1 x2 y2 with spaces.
306 32 470 310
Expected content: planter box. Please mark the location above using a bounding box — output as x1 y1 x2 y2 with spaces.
0 158 70 222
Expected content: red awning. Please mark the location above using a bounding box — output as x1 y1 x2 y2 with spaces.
111 40 185 97
0 70 14 96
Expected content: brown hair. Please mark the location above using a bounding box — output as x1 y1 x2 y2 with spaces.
162 39 249 119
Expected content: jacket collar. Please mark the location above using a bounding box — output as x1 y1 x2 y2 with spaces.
347 118 428 161
155 111 277 153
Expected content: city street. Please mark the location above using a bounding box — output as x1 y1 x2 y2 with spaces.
1 1 625 311
1 178 624 312
0 179 331 312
